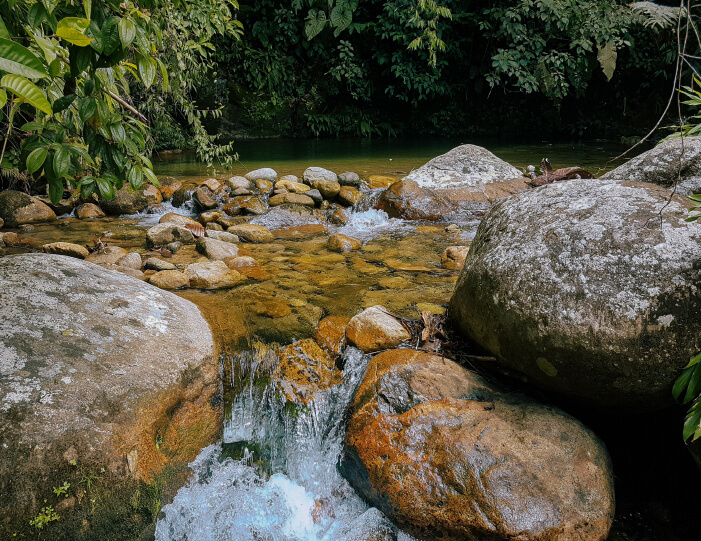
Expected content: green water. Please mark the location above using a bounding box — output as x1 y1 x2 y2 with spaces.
154 138 645 180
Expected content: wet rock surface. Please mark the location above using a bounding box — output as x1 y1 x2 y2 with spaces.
0 190 56 226
340 349 615 541
0 254 219 536
449 178 701 409
99 185 162 215
375 180 454 221
345 305 410 352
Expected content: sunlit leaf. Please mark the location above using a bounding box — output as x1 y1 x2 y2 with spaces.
95 176 115 199
0 15 10 40
0 38 49 79
26 147 48 174
56 18 93 47
118 18 137 48
597 41 617 81
1 74 52 114
0 88 6 109
53 145 71 178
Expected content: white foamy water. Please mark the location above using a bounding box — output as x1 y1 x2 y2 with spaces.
335 208 413 241
156 347 417 541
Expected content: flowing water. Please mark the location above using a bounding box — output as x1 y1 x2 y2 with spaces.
8 137 689 540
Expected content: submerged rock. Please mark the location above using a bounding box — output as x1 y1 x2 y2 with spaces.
601 136 701 195
250 205 323 231
0 254 219 537
146 223 196 247
274 339 342 404
345 305 410 352
327 233 361 253
0 190 56 227
314 316 350 357
184 260 244 289
449 178 701 409
339 349 615 541
228 224 275 243
196 237 239 260
441 245 470 270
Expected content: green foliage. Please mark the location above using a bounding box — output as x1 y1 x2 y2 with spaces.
0 0 240 202
673 352 701 441
29 506 59 529
53 481 71 497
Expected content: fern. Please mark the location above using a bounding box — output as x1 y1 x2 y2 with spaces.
631 2 685 31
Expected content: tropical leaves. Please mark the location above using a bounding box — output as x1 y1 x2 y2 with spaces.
673 352 701 441
631 2 685 31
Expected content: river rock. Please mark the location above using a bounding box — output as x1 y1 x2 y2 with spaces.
75 202 105 219
116 251 143 270
146 223 195 247
0 190 56 227
315 316 350 357
196 237 239 260
337 186 363 207
42 242 89 259
441 245 470 270
172 182 197 207
403 145 528 207
250 205 323 231
149 269 189 289
303 167 338 185
38 196 74 215
226 176 253 191
339 349 615 541
601 136 701 195
366 175 395 189
85 245 129 265
375 179 454 221
330 208 349 225
202 178 222 193
276 179 310 193
145 257 177 271
309 179 341 200
273 339 342 404
245 168 277 182
184 260 244 289
345 305 410 352
228 224 275 243
255 179 274 192
269 193 315 207
99 263 145 280
158 179 181 200
449 178 701 409
0 254 219 537
199 210 222 224
339 171 361 187
193 186 218 210
328 233 361 253
0 217 3 229
159 212 200 227
99 185 162 215
206 230 239 243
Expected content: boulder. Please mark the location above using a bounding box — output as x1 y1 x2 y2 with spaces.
303 166 338 184
449 179 701 409
159 213 200 227
245 168 277 182
193 186 218 210
345 305 410 352
0 190 56 227
158 179 181 200
273 339 342 404
275 179 310 193
184 261 244 289
201 178 222 193
366 175 396 189
309 179 341 200
0 254 219 537
172 182 197 207
99 185 162 215
601 136 701 195
314 316 350 357
144 257 177 271
99 263 145 280
226 176 253 191
327 233 361 253
441 245 470 270
250 206 324 231
149 269 190 289
223 195 267 216
196 237 239 260
269 193 315 207
205 230 239 243
227 224 274 243
338 171 361 187
85 245 129 265
375 180 454 221
146 223 195 247
75 202 105 219
339 349 615 541
337 186 363 207
305 189 323 205
116 252 143 270
38 196 74 215
403 145 528 207
42 242 89 259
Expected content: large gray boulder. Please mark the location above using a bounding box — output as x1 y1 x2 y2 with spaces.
0 254 220 538
402 144 528 209
602 136 701 195
340 349 615 541
449 178 701 409
0 190 56 226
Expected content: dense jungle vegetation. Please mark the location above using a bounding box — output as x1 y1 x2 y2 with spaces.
0 0 689 199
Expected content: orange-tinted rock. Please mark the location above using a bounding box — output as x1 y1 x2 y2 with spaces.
75 202 105 219
375 180 454 221
327 233 361 253
340 349 615 541
345 305 410 352
159 180 181 200
337 186 363 207
274 339 343 404
441 245 470 270
366 175 396 189
0 190 56 226
315 316 350 357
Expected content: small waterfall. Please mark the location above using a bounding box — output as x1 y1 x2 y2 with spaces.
156 346 417 541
